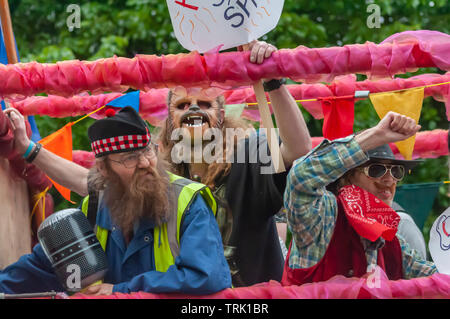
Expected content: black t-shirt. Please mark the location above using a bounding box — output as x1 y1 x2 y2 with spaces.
223 131 287 286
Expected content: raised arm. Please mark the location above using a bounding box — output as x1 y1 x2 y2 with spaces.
247 40 312 168
354 111 421 151
4 108 89 196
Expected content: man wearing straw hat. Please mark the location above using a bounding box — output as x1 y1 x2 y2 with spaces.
1 106 231 295
281 111 437 287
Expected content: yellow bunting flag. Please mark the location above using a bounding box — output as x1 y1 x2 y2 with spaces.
369 87 424 160
225 104 246 118
39 122 75 203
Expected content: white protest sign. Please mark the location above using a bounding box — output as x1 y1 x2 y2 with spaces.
166 0 285 53
429 207 450 274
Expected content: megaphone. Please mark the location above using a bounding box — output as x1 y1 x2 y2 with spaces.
37 208 108 292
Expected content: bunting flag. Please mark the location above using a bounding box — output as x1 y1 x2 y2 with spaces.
369 87 425 160
320 96 355 140
106 90 140 112
39 123 74 203
225 104 246 118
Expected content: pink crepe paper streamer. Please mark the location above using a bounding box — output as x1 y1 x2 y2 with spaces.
72 150 96 169
311 129 449 160
70 270 450 299
382 30 450 73
312 129 449 159
9 72 450 123
0 31 449 99
390 129 449 160
73 129 448 169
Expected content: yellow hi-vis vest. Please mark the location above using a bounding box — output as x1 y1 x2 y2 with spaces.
81 172 217 273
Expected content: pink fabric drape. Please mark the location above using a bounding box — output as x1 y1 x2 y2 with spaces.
70 271 450 299
309 129 449 160
10 72 450 125
72 129 448 168
0 31 448 100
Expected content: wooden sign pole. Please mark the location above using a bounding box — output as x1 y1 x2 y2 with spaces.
0 0 18 64
242 44 286 173
252 81 286 173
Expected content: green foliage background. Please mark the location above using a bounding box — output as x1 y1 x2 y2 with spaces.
9 0 450 244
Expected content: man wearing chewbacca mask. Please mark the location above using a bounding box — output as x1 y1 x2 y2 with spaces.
156 41 312 286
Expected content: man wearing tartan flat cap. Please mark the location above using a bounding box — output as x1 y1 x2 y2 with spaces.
0 106 231 296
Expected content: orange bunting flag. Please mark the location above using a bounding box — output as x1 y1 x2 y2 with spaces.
39 122 75 203
369 87 424 160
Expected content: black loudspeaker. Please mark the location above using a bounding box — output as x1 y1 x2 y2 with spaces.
37 208 108 292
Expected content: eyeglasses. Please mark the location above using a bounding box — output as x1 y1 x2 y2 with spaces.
360 163 406 181
108 143 158 168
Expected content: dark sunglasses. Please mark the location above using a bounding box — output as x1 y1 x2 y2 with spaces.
361 163 406 181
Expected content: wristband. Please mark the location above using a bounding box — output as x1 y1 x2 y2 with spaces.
263 78 286 92
22 141 35 159
25 143 42 163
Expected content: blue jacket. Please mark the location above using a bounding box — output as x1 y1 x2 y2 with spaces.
0 194 231 295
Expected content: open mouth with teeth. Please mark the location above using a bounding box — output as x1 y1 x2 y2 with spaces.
181 114 210 128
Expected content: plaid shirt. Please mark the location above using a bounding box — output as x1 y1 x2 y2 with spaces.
284 135 437 279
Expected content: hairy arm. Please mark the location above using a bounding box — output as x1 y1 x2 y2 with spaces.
355 111 421 151
247 40 311 168
28 147 88 196
4 108 89 196
268 85 311 167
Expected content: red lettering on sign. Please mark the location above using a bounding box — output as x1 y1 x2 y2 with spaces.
175 0 199 11
443 220 450 237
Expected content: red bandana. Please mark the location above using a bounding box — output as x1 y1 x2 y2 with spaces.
337 185 400 242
